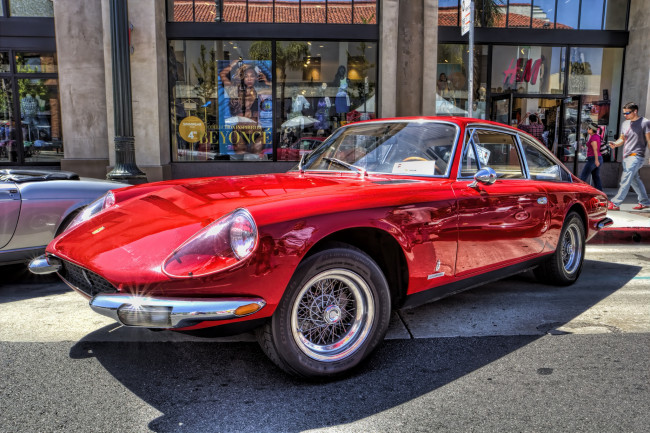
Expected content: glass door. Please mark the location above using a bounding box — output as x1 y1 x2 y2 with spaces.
559 95 583 174
490 94 512 126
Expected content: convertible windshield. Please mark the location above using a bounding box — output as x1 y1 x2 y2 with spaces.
299 121 458 177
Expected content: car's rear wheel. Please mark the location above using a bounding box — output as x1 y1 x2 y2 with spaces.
534 211 585 286
256 245 391 378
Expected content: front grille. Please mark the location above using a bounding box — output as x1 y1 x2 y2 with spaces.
59 260 118 297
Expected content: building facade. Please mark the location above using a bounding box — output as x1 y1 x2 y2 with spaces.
1 0 648 187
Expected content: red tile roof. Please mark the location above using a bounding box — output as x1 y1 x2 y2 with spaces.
438 5 573 29
171 1 377 24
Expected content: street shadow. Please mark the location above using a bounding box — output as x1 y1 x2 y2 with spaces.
68 258 640 432
0 263 67 303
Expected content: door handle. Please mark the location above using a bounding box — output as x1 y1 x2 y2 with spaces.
537 197 548 205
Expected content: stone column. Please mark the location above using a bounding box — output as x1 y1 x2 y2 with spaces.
102 0 171 182
396 0 424 116
379 0 399 118
54 0 110 178
422 0 438 116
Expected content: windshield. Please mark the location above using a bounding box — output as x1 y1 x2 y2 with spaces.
298 121 459 177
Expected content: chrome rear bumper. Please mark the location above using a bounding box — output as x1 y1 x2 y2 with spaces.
597 217 614 230
90 294 266 329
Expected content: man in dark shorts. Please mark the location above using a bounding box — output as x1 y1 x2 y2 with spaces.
608 102 650 210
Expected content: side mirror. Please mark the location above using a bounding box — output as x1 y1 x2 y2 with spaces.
469 167 497 188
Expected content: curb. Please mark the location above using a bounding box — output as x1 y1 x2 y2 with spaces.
588 227 650 245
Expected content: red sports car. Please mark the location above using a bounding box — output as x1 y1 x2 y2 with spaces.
30 117 612 378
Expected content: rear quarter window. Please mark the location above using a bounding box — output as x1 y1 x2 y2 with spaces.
519 135 571 182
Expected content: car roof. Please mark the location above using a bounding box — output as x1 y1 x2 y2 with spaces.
351 116 517 131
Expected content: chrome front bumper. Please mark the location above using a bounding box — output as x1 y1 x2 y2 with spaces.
28 254 62 275
90 294 266 329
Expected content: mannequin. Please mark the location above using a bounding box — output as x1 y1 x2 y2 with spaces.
289 89 310 119
314 83 331 133
334 66 350 114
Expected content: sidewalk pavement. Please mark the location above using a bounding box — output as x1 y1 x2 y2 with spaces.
588 188 650 244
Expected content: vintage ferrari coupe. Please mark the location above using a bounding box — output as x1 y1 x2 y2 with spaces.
30 117 612 377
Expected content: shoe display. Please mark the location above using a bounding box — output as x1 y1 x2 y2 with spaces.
607 202 620 211
633 203 649 210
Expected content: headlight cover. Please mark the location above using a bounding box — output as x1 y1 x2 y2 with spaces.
162 209 258 279
66 191 116 232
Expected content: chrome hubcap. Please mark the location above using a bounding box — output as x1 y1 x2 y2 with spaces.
561 223 582 275
291 269 374 362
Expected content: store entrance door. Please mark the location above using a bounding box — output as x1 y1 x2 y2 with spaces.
490 95 563 152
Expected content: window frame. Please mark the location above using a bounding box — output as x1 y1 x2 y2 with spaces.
458 125 526 180
518 133 573 183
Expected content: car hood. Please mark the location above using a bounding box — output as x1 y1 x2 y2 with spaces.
48 173 450 284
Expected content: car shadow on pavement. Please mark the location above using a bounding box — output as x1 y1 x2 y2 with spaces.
0 264 67 304
67 258 640 433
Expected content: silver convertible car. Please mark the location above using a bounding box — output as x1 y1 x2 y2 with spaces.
0 169 126 268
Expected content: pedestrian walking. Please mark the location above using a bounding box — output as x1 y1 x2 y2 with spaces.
580 122 603 191
608 102 650 210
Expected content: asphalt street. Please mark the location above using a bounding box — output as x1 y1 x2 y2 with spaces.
1 244 649 432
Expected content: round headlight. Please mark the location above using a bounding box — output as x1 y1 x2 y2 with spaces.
230 211 257 259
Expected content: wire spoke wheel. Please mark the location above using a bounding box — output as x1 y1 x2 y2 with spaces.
561 222 583 275
291 269 374 362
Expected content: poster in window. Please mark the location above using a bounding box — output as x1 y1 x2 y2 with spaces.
217 60 273 159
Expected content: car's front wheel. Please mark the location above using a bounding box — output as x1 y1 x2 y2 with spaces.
534 211 585 286
257 245 391 378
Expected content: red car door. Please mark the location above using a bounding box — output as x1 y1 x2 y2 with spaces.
453 127 549 276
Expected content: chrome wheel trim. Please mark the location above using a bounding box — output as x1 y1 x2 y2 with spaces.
561 222 583 275
291 269 374 362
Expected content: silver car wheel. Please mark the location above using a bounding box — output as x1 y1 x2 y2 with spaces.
561 222 583 275
291 269 374 362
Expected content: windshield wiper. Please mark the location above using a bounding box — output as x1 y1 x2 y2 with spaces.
323 157 368 178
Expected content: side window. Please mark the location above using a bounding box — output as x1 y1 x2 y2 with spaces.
461 129 524 179
460 130 479 177
520 136 568 182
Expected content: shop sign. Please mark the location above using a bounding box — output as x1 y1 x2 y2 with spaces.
178 116 206 143
503 58 543 86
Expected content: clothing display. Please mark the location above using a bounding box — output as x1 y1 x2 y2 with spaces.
290 94 310 115
314 97 331 131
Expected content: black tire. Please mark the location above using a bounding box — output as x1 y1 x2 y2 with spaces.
534 212 585 286
256 245 391 378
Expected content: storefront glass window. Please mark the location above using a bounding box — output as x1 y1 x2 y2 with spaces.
276 40 377 161
328 0 352 24
169 40 273 162
580 0 605 30
555 0 579 29
303 1 326 23
354 0 377 24
223 1 247 22
436 44 488 119
491 45 565 95
8 0 53 17
568 47 624 162
508 1 532 28
0 79 14 163
276 1 299 23
0 53 9 73
531 0 555 28
15 52 57 74
438 0 458 27
604 0 627 30
485 0 507 28
19 78 63 163
250 0 273 22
